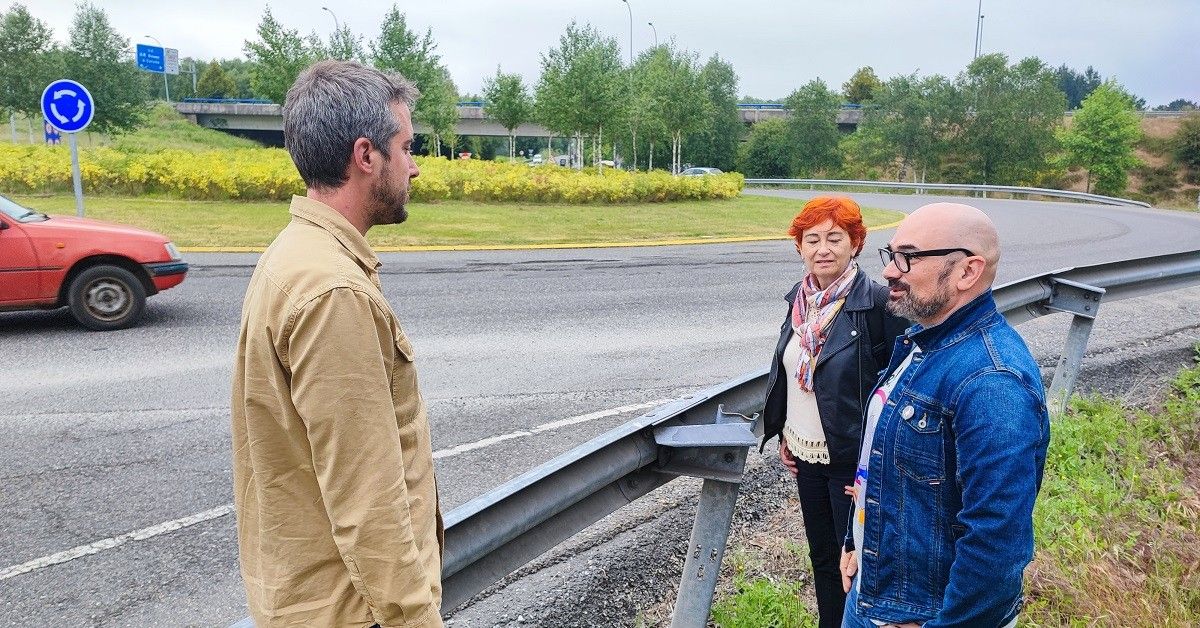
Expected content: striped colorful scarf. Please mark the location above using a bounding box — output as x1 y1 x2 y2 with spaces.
791 262 858 392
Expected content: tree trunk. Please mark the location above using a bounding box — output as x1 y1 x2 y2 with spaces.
509 131 515 160
1085 170 1092 194
632 130 638 171
649 141 654 171
8 113 15 144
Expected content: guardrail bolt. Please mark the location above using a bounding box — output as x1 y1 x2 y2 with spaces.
697 566 706 579
694 544 702 558
710 548 719 561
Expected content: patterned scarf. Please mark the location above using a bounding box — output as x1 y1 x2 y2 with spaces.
791 261 858 392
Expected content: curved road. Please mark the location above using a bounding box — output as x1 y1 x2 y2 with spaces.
2 192 1199 626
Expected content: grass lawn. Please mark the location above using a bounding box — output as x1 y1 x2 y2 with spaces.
9 193 903 250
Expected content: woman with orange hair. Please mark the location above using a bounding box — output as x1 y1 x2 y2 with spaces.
760 196 908 626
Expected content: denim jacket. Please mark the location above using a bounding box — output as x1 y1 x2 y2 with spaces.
847 291 1050 627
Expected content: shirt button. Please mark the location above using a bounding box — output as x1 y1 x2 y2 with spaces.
850 330 858 337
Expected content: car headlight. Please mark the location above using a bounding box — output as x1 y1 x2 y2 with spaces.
164 242 182 261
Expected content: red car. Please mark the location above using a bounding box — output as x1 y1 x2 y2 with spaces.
0 194 188 330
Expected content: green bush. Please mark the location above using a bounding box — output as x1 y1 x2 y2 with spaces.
711 574 816 628
0 143 744 203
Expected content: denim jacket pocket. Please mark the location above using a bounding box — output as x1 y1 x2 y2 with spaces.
892 394 947 483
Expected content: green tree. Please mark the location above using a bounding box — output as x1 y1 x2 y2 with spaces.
842 66 881 104
370 6 440 88
243 7 318 103
1058 81 1142 195
482 67 532 160
534 21 627 170
784 79 842 176
629 47 668 170
635 45 705 173
683 54 742 172
421 66 458 157
196 61 237 98
738 117 793 177
63 2 148 134
1171 113 1200 175
371 6 456 150
957 54 1066 185
1154 99 1198 112
856 73 961 181
1055 64 1101 110
326 25 365 62
0 4 60 130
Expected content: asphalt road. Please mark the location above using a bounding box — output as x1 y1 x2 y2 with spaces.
2 191 1199 627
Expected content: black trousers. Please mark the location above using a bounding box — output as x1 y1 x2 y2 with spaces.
794 459 855 628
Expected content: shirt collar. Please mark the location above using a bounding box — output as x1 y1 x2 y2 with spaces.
907 290 998 351
287 195 382 273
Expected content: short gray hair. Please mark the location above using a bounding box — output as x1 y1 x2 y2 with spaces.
283 60 420 190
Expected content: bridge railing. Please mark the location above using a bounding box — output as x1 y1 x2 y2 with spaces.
229 249 1200 628
744 178 1154 208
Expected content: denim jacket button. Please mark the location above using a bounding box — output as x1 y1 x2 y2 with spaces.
851 330 858 337
918 418 927 429
901 405 915 419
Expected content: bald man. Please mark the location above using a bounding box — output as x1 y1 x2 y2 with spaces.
839 204 1050 628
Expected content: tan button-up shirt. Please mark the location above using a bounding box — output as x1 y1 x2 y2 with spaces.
231 196 443 628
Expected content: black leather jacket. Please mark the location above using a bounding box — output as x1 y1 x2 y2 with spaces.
760 269 910 468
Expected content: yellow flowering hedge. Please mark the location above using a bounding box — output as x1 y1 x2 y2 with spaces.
0 144 743 203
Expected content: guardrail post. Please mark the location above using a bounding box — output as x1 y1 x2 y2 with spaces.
1045 278 1106 416
653 405 757 628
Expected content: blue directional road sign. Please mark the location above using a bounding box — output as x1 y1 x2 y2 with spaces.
41 79 95 134
136 43 165 73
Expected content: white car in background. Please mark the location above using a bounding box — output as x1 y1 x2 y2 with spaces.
680 167 723 176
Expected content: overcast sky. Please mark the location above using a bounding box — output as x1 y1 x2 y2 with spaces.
12 0 1199 106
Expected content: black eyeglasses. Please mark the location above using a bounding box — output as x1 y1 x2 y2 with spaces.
879 247 975 273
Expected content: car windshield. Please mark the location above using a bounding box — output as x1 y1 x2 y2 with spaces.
0 195 47 222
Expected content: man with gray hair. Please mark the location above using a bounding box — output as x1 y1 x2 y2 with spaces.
231 60 442 627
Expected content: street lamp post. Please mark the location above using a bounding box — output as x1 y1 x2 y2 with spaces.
648 21 658 47
322 6 340 33
619 0 633 66
620 0 635 170
973 0 984 59
144 35 170 102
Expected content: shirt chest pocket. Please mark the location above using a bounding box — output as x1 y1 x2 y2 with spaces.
391 330 421 427
892 394 948 483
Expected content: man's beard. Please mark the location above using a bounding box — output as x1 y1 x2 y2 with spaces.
370 168 408 226
886 264 955 321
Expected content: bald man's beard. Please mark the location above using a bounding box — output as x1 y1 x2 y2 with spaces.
887 263 956 322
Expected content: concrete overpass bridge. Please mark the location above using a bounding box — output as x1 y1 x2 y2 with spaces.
172 100 864 145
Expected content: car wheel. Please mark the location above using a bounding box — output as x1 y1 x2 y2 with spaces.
67 264 147 331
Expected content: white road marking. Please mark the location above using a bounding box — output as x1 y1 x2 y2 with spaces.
1 398 675 580
0 504 235 581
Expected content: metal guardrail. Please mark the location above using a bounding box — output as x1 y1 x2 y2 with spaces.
744 178 1154 208
435 249 1200 622
228 249 1200 627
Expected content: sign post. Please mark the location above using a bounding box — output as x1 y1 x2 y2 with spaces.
41 79 95 218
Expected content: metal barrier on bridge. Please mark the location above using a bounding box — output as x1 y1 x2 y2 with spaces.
229 249 1200 628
